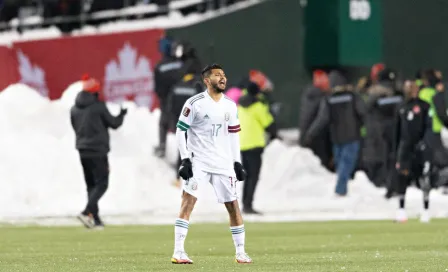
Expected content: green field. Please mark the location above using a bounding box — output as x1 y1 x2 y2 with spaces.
1 220 448 271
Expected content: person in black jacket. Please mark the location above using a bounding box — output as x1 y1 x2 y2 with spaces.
430 79 448 192
299 70 333 172
70 75 127 229
363 68 403 187
305 70 366 196
153 37 185 158
167 65 203 187
393 80 431 223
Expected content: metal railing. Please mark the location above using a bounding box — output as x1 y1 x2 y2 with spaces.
0 0 238 31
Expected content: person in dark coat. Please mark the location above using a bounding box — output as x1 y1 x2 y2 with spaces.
299 70 333 171
70 75 127 229
393 80 432 222
153 37 185 158
363 68 403 187
304 70 366 196
167 64 203 187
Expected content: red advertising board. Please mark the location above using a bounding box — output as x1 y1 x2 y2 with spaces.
12 28 164 110
0 46 19 91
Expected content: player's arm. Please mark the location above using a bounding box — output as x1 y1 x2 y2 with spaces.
176 102 194 159
229 104 246 181
228 105 242 163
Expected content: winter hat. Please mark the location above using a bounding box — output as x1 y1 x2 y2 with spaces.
370 63 385 82
158 36 172 56
328 70 347 89
81 74 100 93
249 69 274 91
313 69 330 90
247 81 261 95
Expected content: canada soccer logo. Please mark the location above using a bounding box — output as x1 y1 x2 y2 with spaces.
17 50 49 97
104 42 155 107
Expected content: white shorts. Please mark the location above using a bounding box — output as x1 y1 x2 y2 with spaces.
182 167 238 203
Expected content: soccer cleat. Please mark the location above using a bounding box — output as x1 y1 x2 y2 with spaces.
395 209 408 223
243 207 262 215
92 218 105 231
420 210 431 223
77 213 94 229
235 252 253 264
171 251 193 264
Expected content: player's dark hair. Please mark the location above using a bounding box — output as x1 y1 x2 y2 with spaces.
201 64 223 78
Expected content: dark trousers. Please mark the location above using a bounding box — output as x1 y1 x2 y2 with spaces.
333 141 360 195
80 155 109 220
241 148 263 208
158 100 170 149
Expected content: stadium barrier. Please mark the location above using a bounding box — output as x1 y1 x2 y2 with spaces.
0 28 164 110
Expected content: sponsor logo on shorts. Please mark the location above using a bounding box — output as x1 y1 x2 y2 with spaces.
183 107 191 117
191 181 198 191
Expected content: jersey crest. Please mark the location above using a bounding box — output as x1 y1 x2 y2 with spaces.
225 112 230 121
183 107 191 117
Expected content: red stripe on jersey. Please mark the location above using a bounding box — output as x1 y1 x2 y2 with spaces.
228 125 241 133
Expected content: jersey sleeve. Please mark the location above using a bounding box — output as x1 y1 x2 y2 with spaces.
228 104 241 133
228 103 242 163
176 101 195 131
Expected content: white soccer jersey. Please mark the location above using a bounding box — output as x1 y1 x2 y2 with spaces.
176 90 241 176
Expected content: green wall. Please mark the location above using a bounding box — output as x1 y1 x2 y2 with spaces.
167 0 307 128
305 0 382 68
383 0 448 78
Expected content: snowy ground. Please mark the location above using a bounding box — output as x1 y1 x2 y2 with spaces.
1 83 448 226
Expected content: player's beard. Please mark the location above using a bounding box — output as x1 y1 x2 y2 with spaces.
211 82 225 93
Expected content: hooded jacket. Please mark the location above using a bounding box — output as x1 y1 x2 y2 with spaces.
306 71 366 145
70 91 125 157
238 91 277 151
298 85 328 146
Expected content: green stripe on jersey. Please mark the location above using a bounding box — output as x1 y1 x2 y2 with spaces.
176 120 190 131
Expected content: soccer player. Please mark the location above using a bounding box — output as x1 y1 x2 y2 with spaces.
171 64 252 264
394 80 431 223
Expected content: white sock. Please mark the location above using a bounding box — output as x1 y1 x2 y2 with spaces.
174 218 189 253
230 225 245 254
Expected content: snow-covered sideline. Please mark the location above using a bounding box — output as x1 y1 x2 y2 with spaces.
1 83 448 226
0 0 262 46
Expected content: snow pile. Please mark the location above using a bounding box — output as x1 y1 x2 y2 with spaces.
1 83 448 226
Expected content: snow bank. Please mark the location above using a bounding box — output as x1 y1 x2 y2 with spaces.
1 83 448 226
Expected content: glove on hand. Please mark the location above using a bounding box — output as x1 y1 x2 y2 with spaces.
234 162 247 181
179 158 193 180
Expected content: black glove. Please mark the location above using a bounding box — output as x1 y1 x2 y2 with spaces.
120 108 128 116
178 158 193 180
234 162 247 181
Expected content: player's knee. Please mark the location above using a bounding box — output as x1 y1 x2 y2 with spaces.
224 200 239 215
181 191 197 207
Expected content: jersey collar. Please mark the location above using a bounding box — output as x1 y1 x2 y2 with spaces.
205 89 223 102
